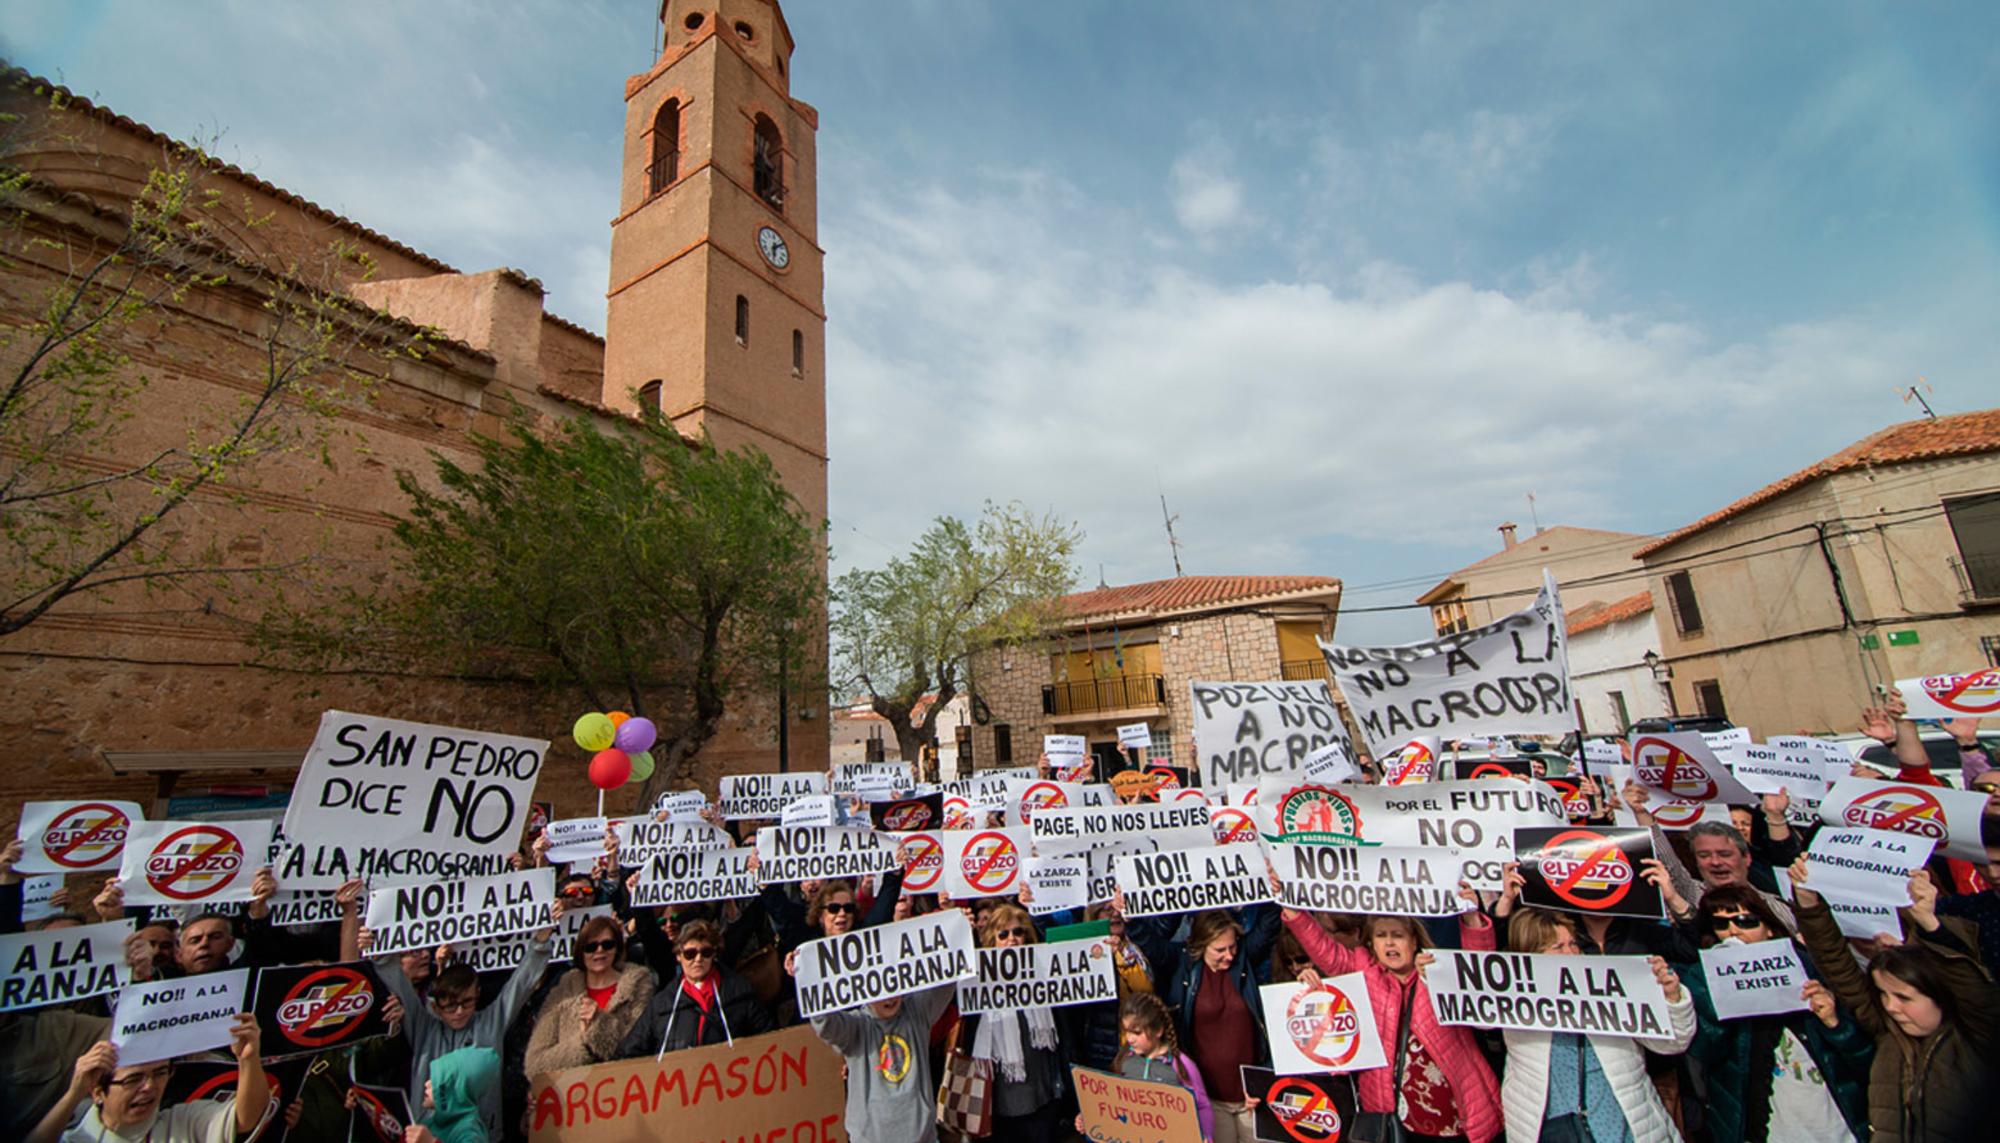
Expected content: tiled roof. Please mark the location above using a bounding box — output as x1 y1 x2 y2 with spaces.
1635 408 2000 558
1565 591 1654 637
1061 575 1341 623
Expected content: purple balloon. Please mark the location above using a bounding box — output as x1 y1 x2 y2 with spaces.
614 716 658 754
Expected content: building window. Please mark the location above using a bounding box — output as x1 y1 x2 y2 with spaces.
1430 599 1469 636
1693 679 1728 720
1944 491 2000 602
735 20 755 40
993 724 1013 765
649 99 681 195
683 12 704 32
1664 570 1704 636
1608 690 1630 731
637 379 662 413
791 328 804 375
734 295 749 345
753 115 785 208
1147 729 1173 765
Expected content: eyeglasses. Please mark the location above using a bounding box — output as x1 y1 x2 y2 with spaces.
561 887 596 899
1707 912 1763 934
578 939 619 954
108 1065 173 1089
995 927 1031 941
821 902 857 915
679 946 718 961
432 996 477 1014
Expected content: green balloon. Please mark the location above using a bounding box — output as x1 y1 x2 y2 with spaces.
628 750 656 783
573 712 616 752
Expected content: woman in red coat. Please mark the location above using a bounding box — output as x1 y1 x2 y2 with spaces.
1278 884 1503 1143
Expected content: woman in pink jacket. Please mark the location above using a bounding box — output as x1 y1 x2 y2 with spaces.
1279 886 1503 1143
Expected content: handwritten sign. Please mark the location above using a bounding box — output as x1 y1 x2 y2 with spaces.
1072 1066 1204 1143
1190 680 1350 789
1699 940 1808 1020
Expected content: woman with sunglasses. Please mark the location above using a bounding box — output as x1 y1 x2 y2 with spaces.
1677 886 1871 1142
618 919 774 1057
956 904 1067 1143
522 915 657 1076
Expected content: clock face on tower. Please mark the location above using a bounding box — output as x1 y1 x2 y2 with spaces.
756 225 790 270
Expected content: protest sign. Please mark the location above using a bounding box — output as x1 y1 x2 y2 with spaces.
1803 827 1933 906
350 1081 414 1143
869 792 944 832
941 794 978 829
1006 777 1093 825
1022 853 1090 915
525 1025 846 1142
1428 951 1671 1037
455 906 611 974
1303 740 1360 785
957 937 1118 1014
1260 976 1388 1075
793 909 975 1018
1118 723 1153 750
0 919 131 1012
1109 770 1164 801
632 847 758 908
1190 680 1350 789
1819 777 1987 862
1045 733 1088 766
755 825 897 884
1268 842 1464 916
265 891 344 929
617 819 729 864
948 772 1013 814
651 791 708 823
1453 758 1534 781
1324 574 1572 757
362 867 554 956
1241 1066 1356 1143
1073 1065 1205 1143
1628 732 1755 804
112 968 249 1065
542 817 614 865
1699 940 1808 1020
717 771 826 820
14 799 144 874
893 829 945 893
22 874 61 922
280 711 546 890
1615 799 1732 831
1515 826 1663 919
941 827 1030 899
1116 845 1272 918
251 960 392 1058
1896 669 2000 720
1384 738 1439 785
1028 802 1213 856
1268 780 1566 890
1827 898 1901 941
162 1058 308 1143
1211 805 1260 845
1540 775 1596 822
1581 739 1624 769
1732 744 1827 802
118 819 273 907
780 795 863 828
829 762 913 797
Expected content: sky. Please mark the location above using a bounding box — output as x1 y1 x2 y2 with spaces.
6 1 1997 643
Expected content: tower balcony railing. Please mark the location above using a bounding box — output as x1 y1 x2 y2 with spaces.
1280 658 1330 681
1042 674 1165 716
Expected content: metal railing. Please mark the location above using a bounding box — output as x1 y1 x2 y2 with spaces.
1043 674 1165 716
1949 554 2000 605
649 153 680 195
1281 658 1330 681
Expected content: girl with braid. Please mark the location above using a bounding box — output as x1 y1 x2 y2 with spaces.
1108 992 1214 1141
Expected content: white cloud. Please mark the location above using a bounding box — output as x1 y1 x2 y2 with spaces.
1168 142 1248 236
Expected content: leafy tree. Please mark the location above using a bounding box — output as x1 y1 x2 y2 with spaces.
0 76 417 636
263 409 823 798
832 503 1081 767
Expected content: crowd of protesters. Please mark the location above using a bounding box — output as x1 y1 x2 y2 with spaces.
5 690 2000 1143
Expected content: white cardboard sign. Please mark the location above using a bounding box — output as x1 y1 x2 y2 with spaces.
0 920 132 1012
111 968 249 1066
1190 680 1351 790
941 827 1031 900
617 820 730 864
1895 670 2000 720
717 772 826 820
1117 723 1153 750
542 817 615 865
1803 827 1933 907
1027 803 1214 856
1818 777 1988 863
1427 950 1672 1038
14 800 145 874
117 820 274 908
362 867 554 956
1115 845 1273 918
1268 842 1465 916
1699 940 1808 1020
1260 975 1388 1075
631 847 758 908
1628 732 1755 804
956 938 1118 1014
793 910 976 1019
753 826 897 884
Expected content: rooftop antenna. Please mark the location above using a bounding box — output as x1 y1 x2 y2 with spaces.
1159 493 1185 577
1899 377 1937 420
1097 563 1108 590
1526 492 1543 535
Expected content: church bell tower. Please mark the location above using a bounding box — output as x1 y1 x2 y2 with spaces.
603 0 829 770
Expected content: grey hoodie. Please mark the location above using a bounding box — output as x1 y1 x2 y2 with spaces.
810 984 957 1143
379 936 550 1138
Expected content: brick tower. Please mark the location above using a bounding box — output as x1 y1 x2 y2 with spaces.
603 0 829 774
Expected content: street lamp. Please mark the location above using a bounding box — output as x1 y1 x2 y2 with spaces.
1642 650 1678 716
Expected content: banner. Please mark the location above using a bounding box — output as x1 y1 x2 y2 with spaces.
1515 826 1664 919
1384 738 1439 785
0 919 131 1011
117 819 273 907
1427 951 1672 1037
1072 1065 1205 1143
868 792 944 832
1265 780 1566 890
362 867 554 956
1324 574 1572 756
455 906 612 974
718 772 827 820
632 847 758 908
793 909 976 1019
543 817 614 866
1260 976 1388 1075
956 937 1117 1014
1896 670 2000 720
1803 827 1933 906
1028 803 1213 855
1190 680 1350 789
941 827 1030 900
618 819 730 864
279 711 547 890
1818 777 1988 863
525 1025 847 1141
1268 841 1465 916
829 762 913 797
753 826 897 883
111 968 249 1066
1699 940 1808 1020
1628 732 1755 804
1241 1066 1356 1143
251 961 392 1058
14 799 144 874
1116 845 1272 918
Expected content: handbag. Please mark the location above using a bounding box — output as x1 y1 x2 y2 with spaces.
1539 1035 1597 1143
1349 979 1417 1143
936 1015 995 1139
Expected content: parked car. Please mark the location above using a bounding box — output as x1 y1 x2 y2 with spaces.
1827 730 1997 789
1628 715 1736 736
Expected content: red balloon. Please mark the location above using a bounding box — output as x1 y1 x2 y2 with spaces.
588 748 632 790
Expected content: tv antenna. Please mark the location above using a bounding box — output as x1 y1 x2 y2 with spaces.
1899 377 1937 420
1526 491 1542 534
1159 493 1185 577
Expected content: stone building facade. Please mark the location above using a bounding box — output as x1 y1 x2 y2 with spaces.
0 0 828 825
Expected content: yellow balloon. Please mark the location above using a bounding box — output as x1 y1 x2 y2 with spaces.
572 712 616 752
